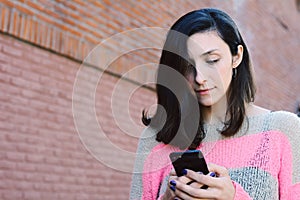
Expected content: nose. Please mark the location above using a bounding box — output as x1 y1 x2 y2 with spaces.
194 69 207 85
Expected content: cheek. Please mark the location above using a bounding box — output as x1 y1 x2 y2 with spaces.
216 61 233 90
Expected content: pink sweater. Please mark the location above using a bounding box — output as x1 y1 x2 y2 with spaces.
130 111 300 199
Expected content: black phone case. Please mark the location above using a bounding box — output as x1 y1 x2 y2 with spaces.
169 150 209 176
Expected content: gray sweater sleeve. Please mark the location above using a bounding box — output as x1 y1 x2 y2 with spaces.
270 111 300 184
129 127 159 200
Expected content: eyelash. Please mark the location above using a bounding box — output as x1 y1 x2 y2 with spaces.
206 59 220 65
187 58 220 71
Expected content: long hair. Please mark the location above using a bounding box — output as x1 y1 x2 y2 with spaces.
142 8 256 150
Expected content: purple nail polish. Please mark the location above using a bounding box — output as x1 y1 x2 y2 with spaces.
170 180 176 186
182 169 187 175
210 172 216 177
170 185 176 192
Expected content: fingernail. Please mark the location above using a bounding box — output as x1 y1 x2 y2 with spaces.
210 172 216 177
182 169 187 175
198 171 203 174
170 180 176 186
170 185 176 192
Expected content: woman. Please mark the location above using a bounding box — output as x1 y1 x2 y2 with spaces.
130 8 300 200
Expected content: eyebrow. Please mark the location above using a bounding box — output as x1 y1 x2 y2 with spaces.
200 49 219 57
187 48 220 61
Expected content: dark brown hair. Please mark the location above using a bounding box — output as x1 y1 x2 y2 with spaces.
143 8 256 150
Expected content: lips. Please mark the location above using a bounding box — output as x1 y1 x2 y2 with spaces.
195 87 214 95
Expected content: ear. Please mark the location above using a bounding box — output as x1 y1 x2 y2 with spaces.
232 45 243 68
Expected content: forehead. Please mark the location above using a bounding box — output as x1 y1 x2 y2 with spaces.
187 31 229 56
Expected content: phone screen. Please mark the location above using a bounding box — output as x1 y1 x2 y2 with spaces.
169 150 209 176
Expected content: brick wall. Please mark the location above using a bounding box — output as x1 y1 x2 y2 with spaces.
0 33 156 199
0 0 299 199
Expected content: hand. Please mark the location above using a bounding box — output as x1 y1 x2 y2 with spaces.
169 163 235 200
162 169 198 199
161 169 178 200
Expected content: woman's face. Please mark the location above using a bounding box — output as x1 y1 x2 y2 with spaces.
186 31 242 107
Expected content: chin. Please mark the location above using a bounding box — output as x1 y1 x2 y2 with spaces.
198 101 213 107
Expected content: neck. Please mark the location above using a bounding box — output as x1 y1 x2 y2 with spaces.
201 95 228 124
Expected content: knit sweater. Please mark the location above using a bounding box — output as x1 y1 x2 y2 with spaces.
130 111 300 200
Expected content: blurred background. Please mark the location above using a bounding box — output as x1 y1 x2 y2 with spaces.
0 0 299 199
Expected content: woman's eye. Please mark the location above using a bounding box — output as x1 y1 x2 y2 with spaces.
206 59 220 64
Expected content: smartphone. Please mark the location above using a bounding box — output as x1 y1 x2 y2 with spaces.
169 150 209 177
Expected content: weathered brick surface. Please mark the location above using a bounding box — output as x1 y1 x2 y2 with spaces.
0 0 299 199
0 33 156 199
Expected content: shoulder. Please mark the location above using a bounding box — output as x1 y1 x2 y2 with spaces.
263 111 300 147
271 110 299 120
144 140 174 161
141 133 177 173
132 127 160 173
137 127 160 153
143 142 173 174
247 104 300 131
136 127 172 164
245 108 300 138
268 110 300 131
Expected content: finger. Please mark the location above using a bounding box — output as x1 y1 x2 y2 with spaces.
174 197 183 200
170 168 176 176
207 163 229 177
184 169 218 187
177 175 193 184
173 180 214 199
165 185 177 199
189 180 205 189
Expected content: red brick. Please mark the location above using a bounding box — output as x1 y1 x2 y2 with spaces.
43 174 60 183
5 152 25 162
24 172 44 182
39 192 59 199
16 162 36 172
14 181 33 190
23 191 42 200
52 183 70 192
25 154 44 163
4 171 26 181
0 160 16 170
2 190 23 199
33 182 53 192
21 70 40 82
0 83 21 95
2 44 23 57
52 166 67 175
5 133 27 143
60 176 77 184
0 170 5 180
16 143 38 153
